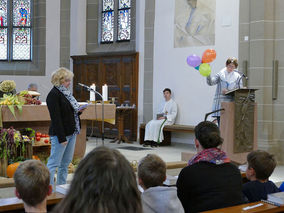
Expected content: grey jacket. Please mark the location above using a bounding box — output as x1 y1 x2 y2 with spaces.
142 186 184 213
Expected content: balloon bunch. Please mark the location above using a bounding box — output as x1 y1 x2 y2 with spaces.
186 49 216 77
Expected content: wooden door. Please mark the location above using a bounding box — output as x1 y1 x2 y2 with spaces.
72 52 138 141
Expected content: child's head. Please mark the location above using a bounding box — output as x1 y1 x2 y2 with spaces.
14 160 51 207
246 150 276 181
138 154 166 189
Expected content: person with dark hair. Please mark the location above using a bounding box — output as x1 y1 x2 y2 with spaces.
143 88 177 147
243 150 280 202
176 121 243 212
28 83 38 92
207 57 243 126
53 146 142 213
14 160 52 213
138 154 184 213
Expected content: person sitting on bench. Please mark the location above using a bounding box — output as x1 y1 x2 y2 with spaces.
143 88 177 147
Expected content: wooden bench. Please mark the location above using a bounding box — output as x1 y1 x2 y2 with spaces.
132 161 188 172
0 178 14 189
202 201 284 213
0 192 64 212
139 123 195 145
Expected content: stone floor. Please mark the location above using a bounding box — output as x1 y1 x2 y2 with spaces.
1 137 284 199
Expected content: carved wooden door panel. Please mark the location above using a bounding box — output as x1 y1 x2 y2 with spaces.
72 52 138 141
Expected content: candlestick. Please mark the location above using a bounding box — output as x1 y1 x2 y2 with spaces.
102 84 108 101
90 83 96 101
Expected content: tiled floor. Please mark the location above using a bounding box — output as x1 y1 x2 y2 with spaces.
1 138 284 199
85 137 196 162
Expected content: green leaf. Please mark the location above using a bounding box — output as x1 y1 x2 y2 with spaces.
0 105 2 127
16 104 23 115
7 105 16 119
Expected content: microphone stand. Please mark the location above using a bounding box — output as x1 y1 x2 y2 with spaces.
236 71 248 89
79 84 105 146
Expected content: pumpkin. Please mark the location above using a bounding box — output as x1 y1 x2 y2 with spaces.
32 155 40 160
6 162 21 178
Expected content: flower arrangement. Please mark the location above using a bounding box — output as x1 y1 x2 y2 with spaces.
0 127 33 163
0 80 16 93
0 94 24 127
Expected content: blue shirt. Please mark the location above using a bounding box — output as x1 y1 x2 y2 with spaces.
243 180 280 202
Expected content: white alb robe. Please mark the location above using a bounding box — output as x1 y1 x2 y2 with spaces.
144 99 178 143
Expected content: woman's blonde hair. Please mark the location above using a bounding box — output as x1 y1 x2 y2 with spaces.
51 67 74 86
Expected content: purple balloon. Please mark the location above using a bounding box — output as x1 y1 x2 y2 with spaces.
187 54 202 68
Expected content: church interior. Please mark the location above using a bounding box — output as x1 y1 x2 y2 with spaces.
0 0 284 212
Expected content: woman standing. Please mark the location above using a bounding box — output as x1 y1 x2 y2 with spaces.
46 67 83 185
207 57 243 125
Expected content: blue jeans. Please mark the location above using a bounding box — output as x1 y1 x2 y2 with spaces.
47 135 77 185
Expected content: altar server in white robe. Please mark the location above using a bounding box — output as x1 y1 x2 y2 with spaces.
144 88 178 147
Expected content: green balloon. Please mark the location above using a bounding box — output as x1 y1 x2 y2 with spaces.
199 63 211 77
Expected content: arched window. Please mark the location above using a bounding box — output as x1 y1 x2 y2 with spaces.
101 0 114 43
118 0 131 41
0 0 32 61
101 0 131 43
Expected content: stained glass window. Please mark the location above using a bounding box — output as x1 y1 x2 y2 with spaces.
0 0 7 60
12 28 30 60
0 28 7 60
13 0 31 27
119 0 131 9
101 0 114 42
0 0 32 61
12 0 31 60
0 0 8 27
118 0 131 41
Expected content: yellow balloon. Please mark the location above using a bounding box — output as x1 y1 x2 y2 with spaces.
199 63 211 77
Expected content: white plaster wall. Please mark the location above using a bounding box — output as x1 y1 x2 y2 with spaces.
70 0 87 87
136 0 145 129
153 0 240 143
70 0 87 56
0 0 61 101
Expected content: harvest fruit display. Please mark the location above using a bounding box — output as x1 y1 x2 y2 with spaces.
18 90 41 105
34 132 50 145
6 162 20 178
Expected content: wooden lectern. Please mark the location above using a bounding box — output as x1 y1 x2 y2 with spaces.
220 88 258 164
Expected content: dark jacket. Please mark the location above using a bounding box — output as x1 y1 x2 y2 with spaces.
46 87 81 143
176 161 243 213
243 180 280 202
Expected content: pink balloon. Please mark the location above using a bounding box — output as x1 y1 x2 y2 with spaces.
187 54 202 68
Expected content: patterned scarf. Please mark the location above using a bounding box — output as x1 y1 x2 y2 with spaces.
55 85 80 135
188 148 230 166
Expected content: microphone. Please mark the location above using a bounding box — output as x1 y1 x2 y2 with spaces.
78 83 103 99
236 71 248 80
241 73 248 80
78 83 90 90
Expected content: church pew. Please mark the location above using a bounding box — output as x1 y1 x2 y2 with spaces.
139 123 195 145
202 201 284 213
0 192 64 212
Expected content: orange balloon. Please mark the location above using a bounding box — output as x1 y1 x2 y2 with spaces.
6 162 21 178
202 49 216 63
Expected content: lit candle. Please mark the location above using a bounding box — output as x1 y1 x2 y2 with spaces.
90 83 96 101
102 84 108 101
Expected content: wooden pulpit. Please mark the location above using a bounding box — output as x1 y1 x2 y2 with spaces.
220 88 258 164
